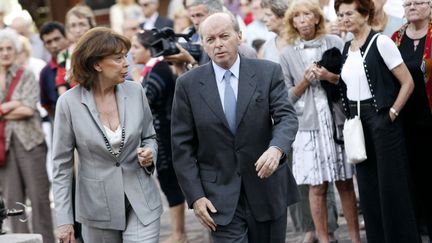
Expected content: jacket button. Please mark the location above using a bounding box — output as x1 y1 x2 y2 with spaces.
115 162 120 167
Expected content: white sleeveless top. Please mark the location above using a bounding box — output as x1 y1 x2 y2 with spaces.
104 125 122 154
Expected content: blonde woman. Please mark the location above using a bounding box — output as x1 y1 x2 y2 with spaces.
279 1 360 242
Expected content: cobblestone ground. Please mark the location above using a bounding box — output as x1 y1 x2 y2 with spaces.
158 195 369 243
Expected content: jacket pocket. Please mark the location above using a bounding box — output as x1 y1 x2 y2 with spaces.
77 176 111 221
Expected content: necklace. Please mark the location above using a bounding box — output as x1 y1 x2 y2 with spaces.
103 126 125 157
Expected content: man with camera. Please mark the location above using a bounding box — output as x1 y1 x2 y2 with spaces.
163 0 256 75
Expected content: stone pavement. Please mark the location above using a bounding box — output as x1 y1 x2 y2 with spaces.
158 195 369 243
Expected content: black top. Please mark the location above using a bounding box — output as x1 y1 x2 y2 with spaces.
142 61 176 171
398 34 432 126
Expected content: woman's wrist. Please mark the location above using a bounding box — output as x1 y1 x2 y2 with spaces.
390 107 399 117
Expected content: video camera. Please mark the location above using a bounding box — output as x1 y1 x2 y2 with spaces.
149 27 202 62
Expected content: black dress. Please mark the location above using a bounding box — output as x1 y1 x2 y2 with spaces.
399 34 432 239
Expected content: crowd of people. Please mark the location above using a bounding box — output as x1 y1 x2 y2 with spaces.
0 0 431 243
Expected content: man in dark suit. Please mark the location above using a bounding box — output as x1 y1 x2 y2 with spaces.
171 12 299 243
138 0 173 30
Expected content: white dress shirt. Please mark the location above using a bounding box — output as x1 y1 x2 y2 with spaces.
212 54 240 112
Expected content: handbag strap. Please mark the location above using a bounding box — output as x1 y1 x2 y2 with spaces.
356 33 380 117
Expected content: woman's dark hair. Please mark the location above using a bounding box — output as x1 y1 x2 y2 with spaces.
71 27 131 90
136 30 155 49
334 0 375 25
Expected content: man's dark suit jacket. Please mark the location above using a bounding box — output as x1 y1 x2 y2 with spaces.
154 15 173 30
171 56 300 226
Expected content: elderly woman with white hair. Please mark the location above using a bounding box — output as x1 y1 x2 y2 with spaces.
0 28 54 243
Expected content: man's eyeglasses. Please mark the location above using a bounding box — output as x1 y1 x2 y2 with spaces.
403 1 430 8
337 11 356 20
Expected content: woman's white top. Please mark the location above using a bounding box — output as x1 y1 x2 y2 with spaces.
341 35 403 101
104 125 122 154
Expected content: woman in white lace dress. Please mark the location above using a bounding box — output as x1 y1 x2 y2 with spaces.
279 1 360 242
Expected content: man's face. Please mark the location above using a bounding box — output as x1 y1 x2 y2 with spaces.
138 0 158 18
188 4 209 31
42 29 69 56
201 14 241 69
122 19 140 39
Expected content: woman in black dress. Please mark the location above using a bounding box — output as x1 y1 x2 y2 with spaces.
391 0 432 240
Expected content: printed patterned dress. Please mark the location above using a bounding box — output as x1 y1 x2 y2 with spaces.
280 36 354 186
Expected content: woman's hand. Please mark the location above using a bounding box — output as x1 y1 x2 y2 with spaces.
137 147 154 167
303 64 316 84
56 224 75 243
312 64 340 84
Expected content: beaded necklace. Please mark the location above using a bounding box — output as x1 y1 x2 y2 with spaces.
102 126 126 157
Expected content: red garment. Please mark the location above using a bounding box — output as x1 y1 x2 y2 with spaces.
0 67 24 166
141 57 162 80
392 22 432 111
243 12 253 26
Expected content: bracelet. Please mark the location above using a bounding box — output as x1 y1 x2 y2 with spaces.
390 107 399 116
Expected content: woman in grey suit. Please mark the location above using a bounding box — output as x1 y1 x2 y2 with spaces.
52 27 162 243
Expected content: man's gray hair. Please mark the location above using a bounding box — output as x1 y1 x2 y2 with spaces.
0 28 22 53
189 0 224 14
261 0 289 18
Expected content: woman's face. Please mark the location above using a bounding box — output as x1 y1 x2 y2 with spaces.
263 8 284 34
130 35 152 65
0 39 17 68
292 8 319 40
94 51 129 85
67 15 92 43
404 0 432 23
337 3 369 35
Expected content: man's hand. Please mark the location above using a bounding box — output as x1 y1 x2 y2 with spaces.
137 147 154 167
192 197 217 231
56 224 75 243
255 147 283 179
163 44 196 65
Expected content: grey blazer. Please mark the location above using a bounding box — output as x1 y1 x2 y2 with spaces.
171 57 299 226
52 81 162 230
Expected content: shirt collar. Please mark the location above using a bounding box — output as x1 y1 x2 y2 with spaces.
146 12 159 25
212 54 240 84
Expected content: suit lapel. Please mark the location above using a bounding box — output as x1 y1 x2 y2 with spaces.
81 86 108 138
235 58 257 130
81 85 127 148
199 64 231 130
115 84 127 130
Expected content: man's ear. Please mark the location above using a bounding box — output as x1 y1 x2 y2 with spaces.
238 31 242 43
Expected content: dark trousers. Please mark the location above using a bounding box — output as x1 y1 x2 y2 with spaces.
211 189 287 243
404 124 432 240
349 102 419 243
